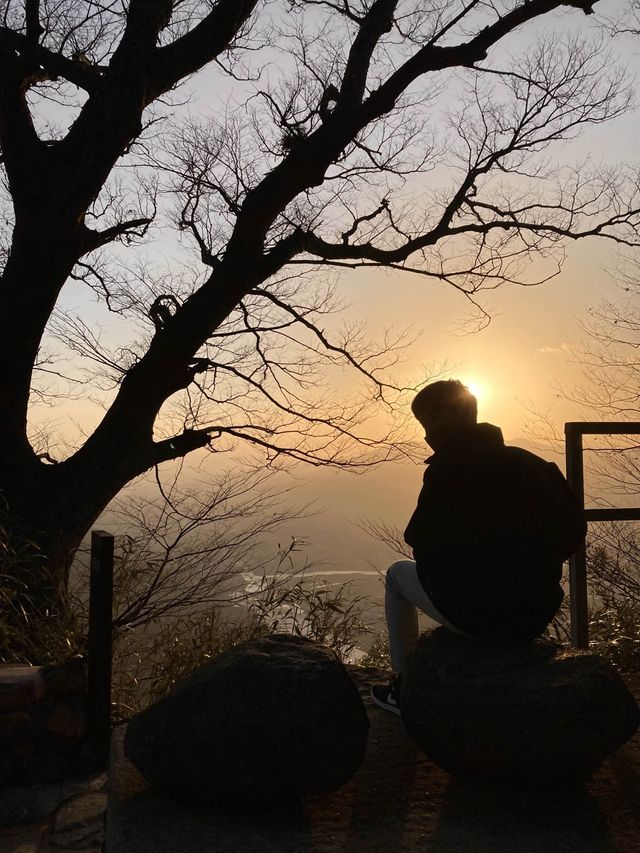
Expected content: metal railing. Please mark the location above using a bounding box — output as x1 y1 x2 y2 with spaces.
565 422 640 649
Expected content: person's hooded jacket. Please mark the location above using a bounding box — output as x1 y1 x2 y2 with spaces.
404 423 587 645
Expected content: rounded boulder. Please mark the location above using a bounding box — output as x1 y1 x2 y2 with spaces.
124 633 369 805
401 628 639 783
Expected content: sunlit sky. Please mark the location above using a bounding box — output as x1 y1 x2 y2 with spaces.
33 5 640 574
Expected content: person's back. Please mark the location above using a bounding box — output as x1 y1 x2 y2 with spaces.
405 421 585 644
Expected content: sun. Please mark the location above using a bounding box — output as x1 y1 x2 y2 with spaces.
463 379 488 404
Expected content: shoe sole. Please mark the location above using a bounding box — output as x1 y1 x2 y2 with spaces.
370 689 402 716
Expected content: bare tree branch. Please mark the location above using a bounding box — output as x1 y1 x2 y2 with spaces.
152 0 261 97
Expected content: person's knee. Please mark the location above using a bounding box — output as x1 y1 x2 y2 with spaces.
385 560 409 591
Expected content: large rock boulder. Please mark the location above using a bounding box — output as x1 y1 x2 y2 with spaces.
124 634 369 805
401 628 639 783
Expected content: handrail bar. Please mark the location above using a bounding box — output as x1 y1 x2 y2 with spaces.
564 421 640 648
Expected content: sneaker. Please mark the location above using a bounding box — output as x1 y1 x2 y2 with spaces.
370 676 402 715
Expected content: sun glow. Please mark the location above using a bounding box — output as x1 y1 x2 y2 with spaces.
463 379 489 405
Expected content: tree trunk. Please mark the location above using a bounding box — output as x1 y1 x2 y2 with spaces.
0 198 142 614
0 454 121 613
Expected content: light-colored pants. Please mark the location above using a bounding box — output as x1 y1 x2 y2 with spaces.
385 559 470 673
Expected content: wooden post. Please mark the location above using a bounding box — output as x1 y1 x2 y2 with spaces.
87 529 114 762
565 424 589 649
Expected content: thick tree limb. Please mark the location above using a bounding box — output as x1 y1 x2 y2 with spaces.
338 0 396 109
0 44 44 197
82 217 154 252
151 428 214 465
359 0 598 122
109 0 173 71
0 27 102 92
25 0 43 44
151 0 260 97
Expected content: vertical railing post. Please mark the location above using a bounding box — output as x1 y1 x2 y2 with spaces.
87 529 114 762
565 425 589 649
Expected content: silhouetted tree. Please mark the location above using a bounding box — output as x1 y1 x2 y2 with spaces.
1 0 639 611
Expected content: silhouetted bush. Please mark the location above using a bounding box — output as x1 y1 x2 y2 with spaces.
0 500 82 665
110 559 373 719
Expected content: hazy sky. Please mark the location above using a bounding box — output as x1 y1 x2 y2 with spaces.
32 4 640 576
46 7 638 438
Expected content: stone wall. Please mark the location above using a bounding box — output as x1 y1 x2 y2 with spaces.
0 656 88 786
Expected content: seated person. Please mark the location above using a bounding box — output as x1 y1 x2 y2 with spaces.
371 379 587 714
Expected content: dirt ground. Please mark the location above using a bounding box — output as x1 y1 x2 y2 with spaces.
104 667 640 853
344 668 640 853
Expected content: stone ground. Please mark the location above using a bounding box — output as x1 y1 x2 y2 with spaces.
0 771 106 852
1 668 639 853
